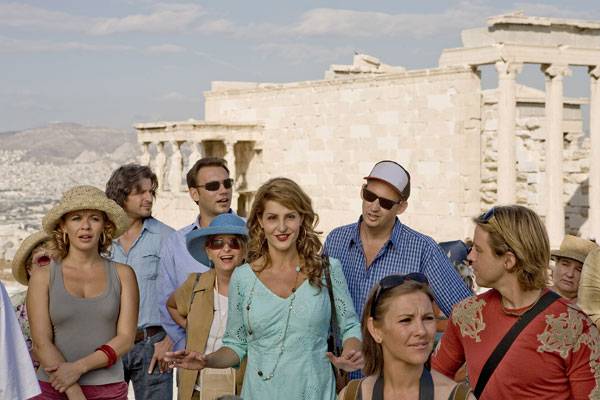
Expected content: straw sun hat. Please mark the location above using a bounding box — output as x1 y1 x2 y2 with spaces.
551 235 599 264
11 231 50 285
578 248 600 327
42 185 130 238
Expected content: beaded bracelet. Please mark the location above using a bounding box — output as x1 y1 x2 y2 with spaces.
96 344 118 367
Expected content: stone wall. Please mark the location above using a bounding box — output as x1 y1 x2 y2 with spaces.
481 89 590 235
198 66 482 240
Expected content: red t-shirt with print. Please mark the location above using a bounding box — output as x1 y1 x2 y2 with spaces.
431 289 600 399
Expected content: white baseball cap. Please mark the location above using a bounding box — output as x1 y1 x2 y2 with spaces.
364 160 411 200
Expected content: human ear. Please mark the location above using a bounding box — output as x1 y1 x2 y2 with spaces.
504 251 517 271
367 317 383 344
396 201 408 216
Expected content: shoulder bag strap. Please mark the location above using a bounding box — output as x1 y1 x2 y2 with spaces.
473 290 560 398
185 272 202 337
448 382 472 400
323 256 341 355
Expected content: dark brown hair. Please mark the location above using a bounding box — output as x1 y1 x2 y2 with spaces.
186 157 229 188
105 164 158 207
246 177 324 288
362 280 434 376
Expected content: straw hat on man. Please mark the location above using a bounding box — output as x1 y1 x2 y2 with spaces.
550 235 599 301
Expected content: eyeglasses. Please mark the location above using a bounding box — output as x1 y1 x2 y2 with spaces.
362 186 401 210
479 207 495 223
206 237 243 250
370 273 429 318
196 178 234 192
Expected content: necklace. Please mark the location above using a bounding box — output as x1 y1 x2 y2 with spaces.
246 265 301 381
500 290 544 316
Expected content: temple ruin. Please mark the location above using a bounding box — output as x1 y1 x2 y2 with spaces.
136 13 600 246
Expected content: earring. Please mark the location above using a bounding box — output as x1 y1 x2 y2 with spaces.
62 231 69 245
100 232 107 246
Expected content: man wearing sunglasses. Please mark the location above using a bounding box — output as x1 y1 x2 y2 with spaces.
324 160 472 329
157 157 235 355
106 164 176 400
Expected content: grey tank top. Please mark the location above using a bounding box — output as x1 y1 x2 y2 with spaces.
37 260 124 385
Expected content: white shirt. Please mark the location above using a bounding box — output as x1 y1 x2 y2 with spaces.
0 281 41 399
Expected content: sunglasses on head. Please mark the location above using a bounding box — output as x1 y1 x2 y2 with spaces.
479 207 495 223
370 273 429 318
196 178 234 192
206 237 243 250
362 186 402 210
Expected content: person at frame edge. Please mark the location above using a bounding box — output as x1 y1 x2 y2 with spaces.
324 160 472 379
166 177 363 400
29 185 139 400
157 157 236 354
166 213 249 400
339 273 475 400
105 164 175 400
432 205 600 399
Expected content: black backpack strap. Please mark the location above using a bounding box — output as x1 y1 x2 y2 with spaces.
473 290 560 398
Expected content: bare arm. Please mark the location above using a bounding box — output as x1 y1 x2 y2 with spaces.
28 268 85 399
45 263 139 392
167 292 187 329
165 346 240 371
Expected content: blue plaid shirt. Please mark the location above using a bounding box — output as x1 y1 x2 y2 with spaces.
324 217 472 319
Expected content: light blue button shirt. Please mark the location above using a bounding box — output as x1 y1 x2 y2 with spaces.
109 217 174 329
157 219 209 351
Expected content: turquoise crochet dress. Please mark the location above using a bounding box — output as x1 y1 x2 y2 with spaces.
222 258 361 399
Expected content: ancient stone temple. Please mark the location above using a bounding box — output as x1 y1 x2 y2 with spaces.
136 13 600 246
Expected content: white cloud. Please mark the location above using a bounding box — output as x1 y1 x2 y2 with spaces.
0 3 93 32
255 42 355 65
290 6 494 39
88 3 205 35
0 36 132 53
145 44 186 54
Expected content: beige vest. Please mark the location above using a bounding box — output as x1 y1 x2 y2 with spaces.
175 270 246 400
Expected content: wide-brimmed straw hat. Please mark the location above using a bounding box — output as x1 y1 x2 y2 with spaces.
186 213 248 266
577 248 600 326
551 235 599 264
42 185 130 238
11 231 50 285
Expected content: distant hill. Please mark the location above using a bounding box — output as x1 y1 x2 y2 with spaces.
0 123 137 164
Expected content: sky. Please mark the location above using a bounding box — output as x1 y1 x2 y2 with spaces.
1 0 599 132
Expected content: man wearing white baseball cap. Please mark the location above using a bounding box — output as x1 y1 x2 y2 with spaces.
324 160 472 327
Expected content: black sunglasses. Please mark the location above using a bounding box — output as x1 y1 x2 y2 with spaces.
362 186 402 210
479 207 495 223
206 237 243 250
196 178 234 192
370 273 429 318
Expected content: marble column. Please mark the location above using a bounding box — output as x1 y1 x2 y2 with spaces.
139 142 151 166
153 142 166 191
224 140 238 211
589 66 600 241
167 140 183 192
542 64 571 247
495 61 522 204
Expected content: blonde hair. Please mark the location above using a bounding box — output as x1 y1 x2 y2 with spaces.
362 280 434 376
474 205 549 291
49 211 116 258
246 177 324 288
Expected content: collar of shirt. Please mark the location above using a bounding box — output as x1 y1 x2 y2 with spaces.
193 209 235 231
348 216 405 251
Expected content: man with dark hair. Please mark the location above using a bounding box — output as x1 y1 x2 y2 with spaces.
157 157 234 351
106 163 175 400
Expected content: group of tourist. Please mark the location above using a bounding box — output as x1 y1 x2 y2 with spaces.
2 156 599 400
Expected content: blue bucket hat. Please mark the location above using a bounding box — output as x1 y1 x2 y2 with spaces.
186 213 248 266
439 240 470 266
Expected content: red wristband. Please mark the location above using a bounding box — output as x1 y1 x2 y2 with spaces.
96 344 118 367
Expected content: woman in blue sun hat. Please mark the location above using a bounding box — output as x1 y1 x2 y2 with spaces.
166 213 248 400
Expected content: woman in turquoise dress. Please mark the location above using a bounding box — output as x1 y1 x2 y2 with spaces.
167 177 363 399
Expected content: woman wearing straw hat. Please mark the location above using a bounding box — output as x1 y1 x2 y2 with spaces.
10 230 56 369
28 185 139 400
167 177 363 400
166 213 248 400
